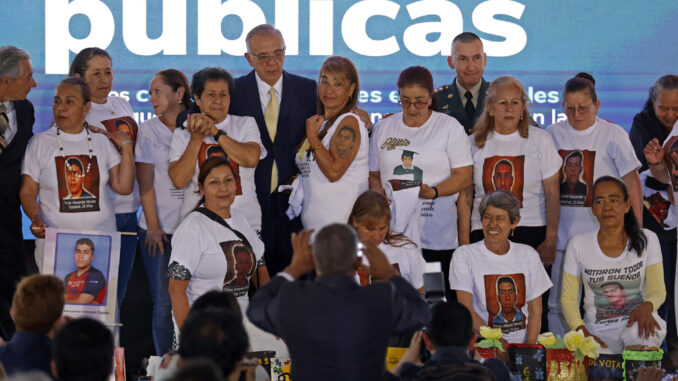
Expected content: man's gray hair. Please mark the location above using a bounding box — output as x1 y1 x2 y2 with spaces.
0 46 30 80
312 224 359 276
450 32 483 56
478 191 521 223
245 24 285 53
650 74 678 104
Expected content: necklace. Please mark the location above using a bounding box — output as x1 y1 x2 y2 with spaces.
54 121 93 177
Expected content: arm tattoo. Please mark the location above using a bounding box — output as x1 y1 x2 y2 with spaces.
334 125 357 160
168 261 192 281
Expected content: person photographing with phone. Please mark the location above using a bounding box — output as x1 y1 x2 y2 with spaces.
247 224 430 381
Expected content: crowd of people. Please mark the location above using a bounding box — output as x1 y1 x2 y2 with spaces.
0 22 677 380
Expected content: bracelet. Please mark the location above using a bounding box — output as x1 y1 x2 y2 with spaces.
432 186 439 199
117 140 133 150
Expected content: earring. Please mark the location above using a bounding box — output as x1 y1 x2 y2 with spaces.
520 114 524 121
348 95 354 102
511 229 514 237
178 99 182 104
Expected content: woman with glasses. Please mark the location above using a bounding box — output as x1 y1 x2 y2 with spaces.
294 56 369 232
546 72 642 335
369 66 472 299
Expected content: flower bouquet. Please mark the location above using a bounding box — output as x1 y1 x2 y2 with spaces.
538 330 601 381
475 326 504 360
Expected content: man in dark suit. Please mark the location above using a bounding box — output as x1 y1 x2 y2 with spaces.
229 24 317 276
436 32 489 135
0 46 36 340
247 225 430 381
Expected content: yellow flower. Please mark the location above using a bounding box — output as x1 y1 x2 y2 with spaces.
479 326 503 340
579 337 601 359
538 332 557 347
564 330 585 352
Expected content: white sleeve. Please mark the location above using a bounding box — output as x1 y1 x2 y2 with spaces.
611 127 641 177
447 120 473 169
135 123 153 164
21 136 41 182
406 245 425 289
168 128 190 163
105 139 121 170
170 215 204 274
644 230 663 267
237 116 267 160
368 121 381 172
539 131 563 180
449 246 473 293
526 248 553 302
562 237 581 276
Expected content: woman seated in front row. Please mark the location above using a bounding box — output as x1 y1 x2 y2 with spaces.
450 191 552 344
561 176 665 354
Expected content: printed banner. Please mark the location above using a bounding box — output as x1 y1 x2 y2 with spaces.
43 228 120 325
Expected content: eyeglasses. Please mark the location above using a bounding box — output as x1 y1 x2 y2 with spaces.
250 49 286 62
564 103 593 115
398 99 430 109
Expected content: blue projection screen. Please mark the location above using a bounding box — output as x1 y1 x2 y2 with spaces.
5 0 677 239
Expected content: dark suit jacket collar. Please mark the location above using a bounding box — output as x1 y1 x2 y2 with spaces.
243 70 297 142
315 274 360 290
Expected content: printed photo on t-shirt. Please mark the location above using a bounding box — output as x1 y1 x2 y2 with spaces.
662 136 678 192
100 116 139 152
199 142 242 195
558 149 595 206
484 273 527 334
644 193 671 228
220 240 257 297
482 156 525 206
392 149 423 184
585 264 644 324
53 232 112 305
55 155 100 213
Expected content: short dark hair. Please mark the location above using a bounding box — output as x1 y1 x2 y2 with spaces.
189 290 241 320
312 223 359 276
69 47 111 77
178 308 248 378
65 156 85 172
563 72 597 103
497 276 516 289
170 358 226 381
191 67 234 100
75 237 95 252
53 318 114 381
427 302 474 348
58 76 91 104
601 281 624 290
451 32 483 55
12 274 64 334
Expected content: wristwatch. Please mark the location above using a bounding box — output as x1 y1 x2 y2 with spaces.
214 129 226 142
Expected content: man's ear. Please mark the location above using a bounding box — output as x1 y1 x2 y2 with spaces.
468 331 478 351
447 56 455 70
8 307 13 322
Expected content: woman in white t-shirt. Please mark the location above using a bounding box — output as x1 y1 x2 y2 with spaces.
295 56 369 232
546 73 642 335
348 191 425 292
450 191 552 344
135 69 192 356
69 47 141 309
168 157 269 330
168 67 265 232
369 66 473 300
561 176 665 354
458 76 561 266
19 76 135 271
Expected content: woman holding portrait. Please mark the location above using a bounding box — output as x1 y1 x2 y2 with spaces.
369 66 472 299
19 77 135 271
